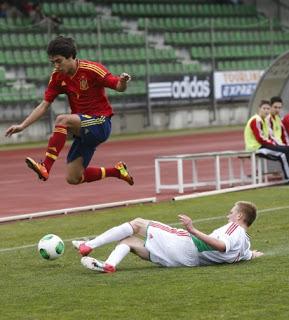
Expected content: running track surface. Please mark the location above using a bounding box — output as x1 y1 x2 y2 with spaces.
0 129 244 218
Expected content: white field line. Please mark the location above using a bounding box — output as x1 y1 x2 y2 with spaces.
0 205 289 254
264 245 289 257
0 235 95 253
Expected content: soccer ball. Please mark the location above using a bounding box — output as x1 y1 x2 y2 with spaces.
38 234 65 260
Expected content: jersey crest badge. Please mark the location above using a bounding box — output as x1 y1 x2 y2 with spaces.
80 76 89 90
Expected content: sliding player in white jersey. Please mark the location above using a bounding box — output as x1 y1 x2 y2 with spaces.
72 201 263 273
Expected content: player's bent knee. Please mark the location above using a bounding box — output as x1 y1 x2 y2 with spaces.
66 175 82 185
129 218 149 233
55 114 68 126
130 217 144 228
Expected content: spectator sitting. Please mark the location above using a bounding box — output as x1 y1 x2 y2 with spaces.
30 2 62 32
0 1 22 19
0 1 8 18
29 2 45 24
244 99 289 180
267 96 289 146
10 0 32 18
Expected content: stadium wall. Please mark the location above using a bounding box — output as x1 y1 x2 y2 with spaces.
113 101 248 133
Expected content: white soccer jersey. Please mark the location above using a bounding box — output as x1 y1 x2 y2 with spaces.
197 222 253 265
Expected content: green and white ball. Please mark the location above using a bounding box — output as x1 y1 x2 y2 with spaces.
38 234 65 260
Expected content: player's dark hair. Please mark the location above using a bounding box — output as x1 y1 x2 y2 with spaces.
259 100 270 108
47 36 77 59
236 201 257 226
270 96 283 105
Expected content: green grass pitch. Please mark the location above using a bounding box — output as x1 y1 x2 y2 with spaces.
1 186 289 320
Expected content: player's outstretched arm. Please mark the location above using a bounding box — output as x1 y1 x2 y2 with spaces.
5 100 50 137
115 72 131 92
251 250 264 259
178 214 226 252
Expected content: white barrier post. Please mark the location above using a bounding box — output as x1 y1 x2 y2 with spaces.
155 158 161 194
215 155 221 190
177 158 184 193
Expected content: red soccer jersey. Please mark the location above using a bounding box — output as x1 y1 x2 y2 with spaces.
44 59 119 117
282 113 289 136
249 116 275 146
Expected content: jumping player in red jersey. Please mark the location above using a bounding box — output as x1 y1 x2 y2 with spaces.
5 36 134 186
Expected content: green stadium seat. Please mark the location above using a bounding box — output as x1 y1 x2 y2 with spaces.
0 68 6 82
4 50 15 65
0 51 5 65
2 34 12 47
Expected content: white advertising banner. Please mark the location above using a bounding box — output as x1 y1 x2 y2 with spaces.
149 74 212 100
214 70 264 100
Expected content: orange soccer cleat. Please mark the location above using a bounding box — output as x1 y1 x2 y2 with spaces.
25 157 49 181
115 161 134 186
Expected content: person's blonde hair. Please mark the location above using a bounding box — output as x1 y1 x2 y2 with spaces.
235 201 257 226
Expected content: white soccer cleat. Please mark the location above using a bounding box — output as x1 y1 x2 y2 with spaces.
72 240 93 256
72 240 85 250
81 257 116 273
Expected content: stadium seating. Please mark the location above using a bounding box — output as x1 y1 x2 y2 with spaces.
0 67 5 82
107 62 201 77
138 16 278 32
132 2 284 72
42 2 96 17
191 44 288 60
111 3 257 17
59 17 122 32
165 31 289 46
0 85 40 104
0 0 288 106
0 46 177 66
217 59 272 71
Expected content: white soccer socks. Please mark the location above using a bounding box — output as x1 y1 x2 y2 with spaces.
105 243 130 267
85 222 134 249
